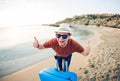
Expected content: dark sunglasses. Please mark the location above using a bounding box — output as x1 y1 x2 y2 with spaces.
56 34 68 39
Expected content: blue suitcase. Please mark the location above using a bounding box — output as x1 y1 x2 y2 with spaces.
39 56 78 81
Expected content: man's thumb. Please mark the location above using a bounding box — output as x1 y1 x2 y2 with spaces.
87 40 90 46
34 36 38 42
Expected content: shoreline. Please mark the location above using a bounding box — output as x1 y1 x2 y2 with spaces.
0 26 120 81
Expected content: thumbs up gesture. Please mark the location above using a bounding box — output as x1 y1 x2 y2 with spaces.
83 40 91 56
33 36 39 48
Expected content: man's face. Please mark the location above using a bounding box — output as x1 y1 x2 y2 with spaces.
55 32 70 47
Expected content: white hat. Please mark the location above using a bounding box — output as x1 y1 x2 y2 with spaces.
55 23 71 34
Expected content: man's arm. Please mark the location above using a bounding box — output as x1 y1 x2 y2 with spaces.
81 47 90 56
81 40 90 56
33 36 45 49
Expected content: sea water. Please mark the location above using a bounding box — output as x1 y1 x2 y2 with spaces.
0 25 93 77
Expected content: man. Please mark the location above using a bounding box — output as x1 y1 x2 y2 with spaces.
33 23 90 71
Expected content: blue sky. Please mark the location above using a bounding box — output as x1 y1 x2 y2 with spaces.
0 0 120 26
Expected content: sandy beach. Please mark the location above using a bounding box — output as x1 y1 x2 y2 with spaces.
0 26 120 81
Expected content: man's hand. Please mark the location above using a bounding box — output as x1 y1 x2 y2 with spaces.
82 40 91 56
33 36 39 48
33 36 45 49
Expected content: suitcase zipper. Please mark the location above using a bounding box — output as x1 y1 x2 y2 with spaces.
44 70 72 81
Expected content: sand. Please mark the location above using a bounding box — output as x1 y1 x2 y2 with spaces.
0 26 120 81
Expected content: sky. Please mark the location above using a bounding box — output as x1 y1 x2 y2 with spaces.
0 0 120 27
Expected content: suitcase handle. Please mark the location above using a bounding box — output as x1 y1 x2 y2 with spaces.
54 56 68 72
64 60 68 72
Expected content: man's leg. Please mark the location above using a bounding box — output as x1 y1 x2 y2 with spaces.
54 55 72 71
64 54 72 71
55 56 63 71
67 54 72 67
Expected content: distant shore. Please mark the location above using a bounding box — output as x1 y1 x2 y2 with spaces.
0 25 120 81
55 14 120 29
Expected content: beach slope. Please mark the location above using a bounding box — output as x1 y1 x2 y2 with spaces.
0 26 120 81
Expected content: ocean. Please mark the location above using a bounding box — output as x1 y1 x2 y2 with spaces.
0 25 93 77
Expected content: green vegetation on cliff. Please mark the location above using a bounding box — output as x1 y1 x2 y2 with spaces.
55 13 120 28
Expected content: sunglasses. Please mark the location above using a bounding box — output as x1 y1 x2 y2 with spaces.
56 34 68 39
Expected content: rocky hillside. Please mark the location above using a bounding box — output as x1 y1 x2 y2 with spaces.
55 13 120 29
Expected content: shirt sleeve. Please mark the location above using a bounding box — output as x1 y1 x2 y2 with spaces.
43 38 56 48
72 39 84 53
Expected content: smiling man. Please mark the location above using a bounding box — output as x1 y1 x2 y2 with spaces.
33 23 90 71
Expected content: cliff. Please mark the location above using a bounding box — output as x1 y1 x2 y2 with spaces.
55 13 120 29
